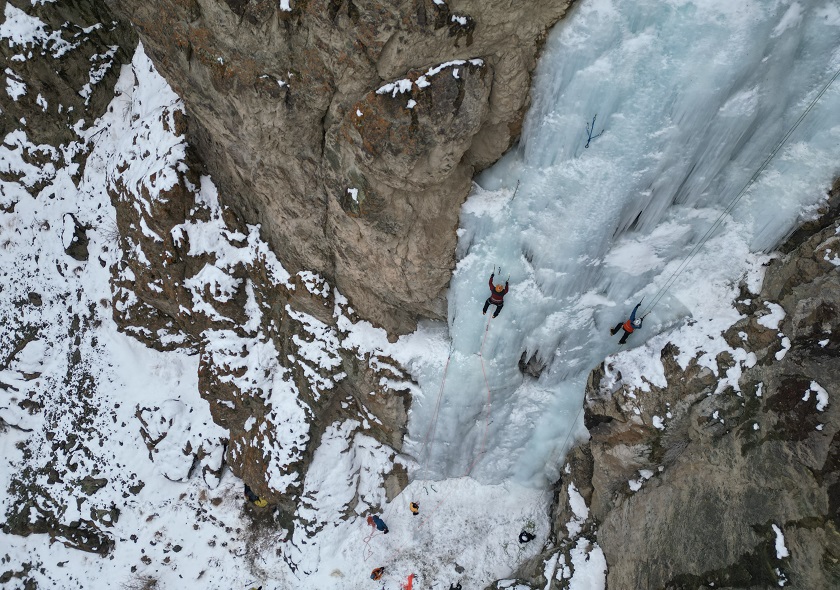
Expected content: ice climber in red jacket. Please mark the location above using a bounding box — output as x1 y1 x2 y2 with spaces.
482 272 509 318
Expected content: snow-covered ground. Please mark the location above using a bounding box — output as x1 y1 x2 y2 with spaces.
2 1 840 589
0 45 550 590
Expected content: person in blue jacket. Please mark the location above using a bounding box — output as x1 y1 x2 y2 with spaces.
367 514 389 534
610 302 644 345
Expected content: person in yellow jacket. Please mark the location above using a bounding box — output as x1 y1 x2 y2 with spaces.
409 502 419 515
244 483 268 507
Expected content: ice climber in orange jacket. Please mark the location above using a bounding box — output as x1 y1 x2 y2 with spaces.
610 302 644 345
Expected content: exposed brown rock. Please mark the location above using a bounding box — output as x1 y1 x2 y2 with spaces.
0 0 135 179
106 88 413 514
107 0 574 334
570 191 840 589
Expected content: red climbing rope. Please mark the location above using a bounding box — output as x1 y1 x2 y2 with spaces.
467 315 495 475
480 313 492 352
361 526 378 561
418 348 454 478
416 314 495 526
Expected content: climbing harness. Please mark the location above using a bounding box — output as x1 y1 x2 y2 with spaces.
641 65 840 317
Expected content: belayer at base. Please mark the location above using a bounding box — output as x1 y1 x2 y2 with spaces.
244 483 268 508
367 514 389 534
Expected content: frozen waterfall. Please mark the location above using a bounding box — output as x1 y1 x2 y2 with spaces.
405 0 840 486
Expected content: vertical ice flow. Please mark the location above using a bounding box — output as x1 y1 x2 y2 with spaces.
406 0 840 485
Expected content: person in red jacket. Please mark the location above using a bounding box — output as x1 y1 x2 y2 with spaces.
482 272 509 318
371 567 385 580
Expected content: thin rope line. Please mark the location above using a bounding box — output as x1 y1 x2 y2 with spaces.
370 316 498 572
418 349 453 478
642 65 840 315
467 316 495 475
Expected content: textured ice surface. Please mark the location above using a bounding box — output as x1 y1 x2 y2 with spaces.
406 0 840 485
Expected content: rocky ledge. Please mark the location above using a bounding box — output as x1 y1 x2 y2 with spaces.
503 186 840 589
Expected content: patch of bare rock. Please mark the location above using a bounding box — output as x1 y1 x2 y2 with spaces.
107 0 575 334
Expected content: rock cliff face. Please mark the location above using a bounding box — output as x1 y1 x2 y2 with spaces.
105 0 573 334
3 0 577 542
0 0 135 554
0 0 135 153
105 58 412 514
1 0 415 550
514 187 840 590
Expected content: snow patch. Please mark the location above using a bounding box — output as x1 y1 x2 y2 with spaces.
565 482 589 536
803 381 829 412
568 538 607 590
772 524 790 559
376 59 484 97
775 336 791 360
757 302 786 330
772 3 804 37
0 4 75 57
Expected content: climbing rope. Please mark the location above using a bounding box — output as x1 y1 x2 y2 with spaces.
361 62 840 584
642 65 840 316
361 526 378 561
550 402 587 484
468 315 495 475
514 394 589 534
366 313 499 579
415 314 496 527
418 346 454 479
